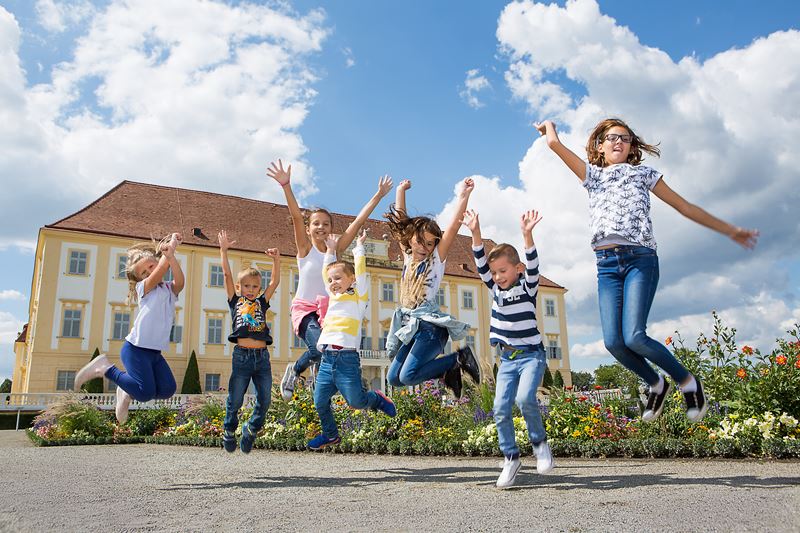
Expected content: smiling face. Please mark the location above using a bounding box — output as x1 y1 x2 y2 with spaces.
409 231 438 261
488 255 524 290
326 264 355 295
131 256 159 282
599 125 633 165
237 274 262 299
306 211 333 244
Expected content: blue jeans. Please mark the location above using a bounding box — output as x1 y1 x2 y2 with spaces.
387 321 455 387
105 341 177 402
223 346 272 433
314 349 380 439
293 313 323 375
494 348 547 457
596 245 690 386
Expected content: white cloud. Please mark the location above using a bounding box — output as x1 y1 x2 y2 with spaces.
0 310 24 380
438 0 800 368
343 46 355 68
0 290 26 301
35 0 95 33
460 68 491 109
0 1 329 244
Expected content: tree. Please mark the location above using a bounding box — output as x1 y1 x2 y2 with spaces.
571 371 594 390
594 363 640 397
82 348 105 393
552 369 564 388
542 366 553 390
181 351 201 394
0 379 11 393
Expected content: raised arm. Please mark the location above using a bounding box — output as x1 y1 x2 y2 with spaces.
438 178 474 262
143 233 182 296
535 120 587 182
652 179 759 249
321 235 338 292
218 230 236 300
520 210 542 288
394 179 411 217
353 229 368 296
462 209 494 290
336 175 393 255
267 159 311 257
263 248 281 301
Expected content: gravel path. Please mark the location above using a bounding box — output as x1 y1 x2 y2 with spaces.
1 430 799 532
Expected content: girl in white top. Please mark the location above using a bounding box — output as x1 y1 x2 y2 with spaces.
267 160 393 399
74 233 185 423
537 118 758 424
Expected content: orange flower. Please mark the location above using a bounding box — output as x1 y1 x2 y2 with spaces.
795 359 800 370
776 354 788 366
594 385 603 390
665 336 673 346
736 368 747 379
578 396 588 402
742 345 754 355
564 397 572 403
565 385 573 391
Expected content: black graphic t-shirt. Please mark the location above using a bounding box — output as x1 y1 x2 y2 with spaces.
228 294 272 344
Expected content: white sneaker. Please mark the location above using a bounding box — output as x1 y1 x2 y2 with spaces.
74 354 111 391
533 441 554 474
281 365 297 401
115 386 131 424
496 455 522 489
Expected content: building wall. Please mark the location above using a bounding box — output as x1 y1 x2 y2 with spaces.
13 228 571 393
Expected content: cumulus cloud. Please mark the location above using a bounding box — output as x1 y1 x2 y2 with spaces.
0 310 25 380
0 1 329 245
460 68 491 109
439 0 800 365
35 0 95 33
0 290 26 301
343 46 355 68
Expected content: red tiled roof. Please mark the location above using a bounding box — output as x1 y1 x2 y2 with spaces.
47 181 565 288
16 323 28 343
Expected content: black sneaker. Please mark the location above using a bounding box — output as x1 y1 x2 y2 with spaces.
222 430 237 453
684 379 709 423
240 423 256 454
457 347 480 384
442 364 463 399
641 380 671 423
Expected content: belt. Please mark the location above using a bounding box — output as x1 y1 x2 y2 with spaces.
498 343 541 360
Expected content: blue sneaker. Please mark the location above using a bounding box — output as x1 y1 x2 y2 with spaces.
374 390 396 417
222 430 237 453
307 433 341 451
240 423 256 454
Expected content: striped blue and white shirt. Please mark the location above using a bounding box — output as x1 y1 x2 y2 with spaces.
472 244 542 350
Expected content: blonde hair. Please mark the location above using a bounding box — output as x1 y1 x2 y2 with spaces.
586 118 661 167
236 268 262 284
326 261 355 278
487 244 521 266
124 235 171 305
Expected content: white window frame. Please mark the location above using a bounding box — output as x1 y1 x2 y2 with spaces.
381 282 394 302
462 290 474 309
207 317 223 344
209 265 224 287
61 308 82 338
56 370 76 391
68 250 88 276
205 373 221 392
112 311 131 340
545 298 556 317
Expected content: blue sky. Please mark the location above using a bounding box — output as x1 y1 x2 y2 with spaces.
1 0 799 381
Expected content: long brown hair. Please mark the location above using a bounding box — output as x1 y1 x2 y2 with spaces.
124 235 171 305
586 118 661 166
383 205 443 255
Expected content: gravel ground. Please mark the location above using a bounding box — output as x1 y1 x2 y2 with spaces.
1 430 799 532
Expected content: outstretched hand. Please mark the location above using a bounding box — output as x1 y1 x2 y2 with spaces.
377 175 394 197
218 230 235 251
520 210 543 233
730 227 759 249
266 159 291 186
357 228 368 246
264 248 280 259
534 120 554 136
325 234 339 252
459 178 475 198
398 179 411 191
461 209 480 233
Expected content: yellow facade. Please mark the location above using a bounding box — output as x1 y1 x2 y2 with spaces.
12 227 572 394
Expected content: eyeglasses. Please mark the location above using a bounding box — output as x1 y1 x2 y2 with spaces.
603 133 632 143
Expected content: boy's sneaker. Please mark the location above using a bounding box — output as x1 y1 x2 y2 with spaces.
684 379 709 423
115 386 131 424
222 430 237 453
374 390 396 417
642 380 672 423
533 441 554 474
307 434 341 451
281 365 298 401
240 423 256 454
496 454 522 489
442 365 463 399
456 346 481 384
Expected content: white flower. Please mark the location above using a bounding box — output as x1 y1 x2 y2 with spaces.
779 413 798 428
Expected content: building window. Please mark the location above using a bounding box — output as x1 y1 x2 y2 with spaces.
56 370 76 391
293 331 304 348
545 298 556 317
547 339 562 360
68 250 88 275
207 317 223 344
116 255 128 279
465 335 476 351
435 287 446 307
292 272 300 293
209 265 224 287
163 268 174 283
170 324 183 344
260 270 272 291
61 308 82 338
361 326 372 350
112 312 131 340
462 290 474 309
381 330 389 350
205 373 221 392
381 282 394 302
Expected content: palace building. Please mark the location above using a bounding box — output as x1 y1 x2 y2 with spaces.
11 181 572 394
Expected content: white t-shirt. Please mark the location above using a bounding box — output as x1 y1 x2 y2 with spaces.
126 281 177 352
295 245 329 302
400 247 446 308
583 162 662 250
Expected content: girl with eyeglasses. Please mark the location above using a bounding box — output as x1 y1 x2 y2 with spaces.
536 118 758 424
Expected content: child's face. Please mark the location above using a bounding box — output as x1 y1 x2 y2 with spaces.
131 257 159 281
306 212 333 242
326 265 355 295
488 256 524 290
409 231 438 260
599 125 632 165
238 275 262 299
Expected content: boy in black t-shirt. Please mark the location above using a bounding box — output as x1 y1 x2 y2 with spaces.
218 230 281 454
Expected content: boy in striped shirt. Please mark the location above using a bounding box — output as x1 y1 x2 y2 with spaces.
307 230 396 451
462 208 554 488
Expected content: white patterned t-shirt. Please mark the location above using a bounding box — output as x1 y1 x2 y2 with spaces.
583 162 663 250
